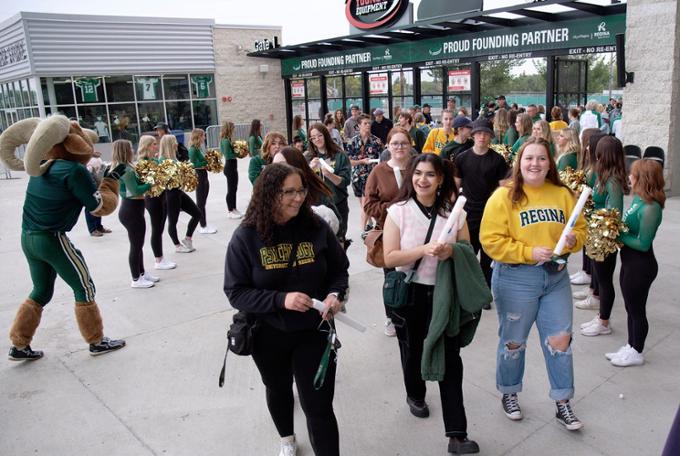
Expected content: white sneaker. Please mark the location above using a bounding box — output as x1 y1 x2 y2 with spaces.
605 344 632 360
227 210 243 219
143 272 160 283
154 259 177 270
278 436 297 456
611 347 644 367
572 288 591 300
570 270 591 286
131 277 154 289
580 319 612 336
575 295 600 310
175 244 193 253
580 316 601 330
181 238 195 252
384 318 396 337
198 225 217 234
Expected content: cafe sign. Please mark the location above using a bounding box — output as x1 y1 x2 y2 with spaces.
345 0 409 30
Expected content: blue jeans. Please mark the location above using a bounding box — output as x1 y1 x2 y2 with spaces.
492 263 574 401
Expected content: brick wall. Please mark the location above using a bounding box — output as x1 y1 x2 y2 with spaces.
213 26 287 136
622 0 680 195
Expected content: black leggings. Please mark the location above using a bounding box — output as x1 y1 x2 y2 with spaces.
335 198 349 242
592 251 617 320
195 169 209 227
165 189 201 245
118 198 146 280
620 246 658 352
468 219 492 287
223 159 238 211
145 193 166 258
251 323 339 456
391 283 468 438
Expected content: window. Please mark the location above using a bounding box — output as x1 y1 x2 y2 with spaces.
105 75 134 102
74 77 105 104
135 76 162 102
166 100 192 132
306 78 322 126
421 67 445 121
163 75 190 100
77 105 111 142
190 74 215 99
192 99 217 130
137 102 165 135
109 104 139 144
28 78 38 106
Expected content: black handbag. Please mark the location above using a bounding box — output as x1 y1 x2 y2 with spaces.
383 212 438 309
219 240 300 387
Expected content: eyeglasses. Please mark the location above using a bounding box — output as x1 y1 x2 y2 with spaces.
280 188 308 199
389 142 410 149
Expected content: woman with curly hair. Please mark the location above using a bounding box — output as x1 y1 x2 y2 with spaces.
220 121 241 219
188 128 216 234
159 134 202 253
248 131 286 185
224 163 349 456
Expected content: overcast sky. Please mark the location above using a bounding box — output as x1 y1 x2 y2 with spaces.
2 0 523 46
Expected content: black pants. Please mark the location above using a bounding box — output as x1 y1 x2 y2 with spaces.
592 251 618 319
195 169 210 227
252 323 339 456
582 247 592 275
145 193 166 258
335 198 349 242
468 220 492 287
223 159 238 211
118 198 146 279
620 246 658 352
165 189 201 245
84 211 103 233
391 283 468 438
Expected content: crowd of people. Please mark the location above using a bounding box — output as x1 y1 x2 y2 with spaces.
5 94 665 456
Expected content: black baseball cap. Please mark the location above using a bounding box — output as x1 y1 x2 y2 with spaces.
453 116 472 129
154 122 170 132
496 95 506 100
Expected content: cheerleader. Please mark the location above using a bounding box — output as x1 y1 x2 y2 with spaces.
219 121 241 219
188 128 217 234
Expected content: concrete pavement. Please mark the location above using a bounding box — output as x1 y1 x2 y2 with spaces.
1 158 678 456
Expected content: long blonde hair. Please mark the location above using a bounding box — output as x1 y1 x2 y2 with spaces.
190 128 205 149
494 108 509 139
556 128 580 160
159 135 178 160
111 140 134 168
220 121 234 139
137 135 157 160
532 120 553 143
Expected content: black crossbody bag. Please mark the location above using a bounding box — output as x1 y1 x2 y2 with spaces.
383 212 437 309
219 240 300 387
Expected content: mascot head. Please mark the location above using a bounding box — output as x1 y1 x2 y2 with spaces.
0 115 99 176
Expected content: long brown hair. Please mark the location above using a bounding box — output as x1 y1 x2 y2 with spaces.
306 123 342 160
630 159 666 208
494 108 509 139
277 147 332 203
516 113 533 136
220 121 234 139
394 154 457 217
261 131 286 164
594 136 630 195
508 137 569 206
578 128 601 171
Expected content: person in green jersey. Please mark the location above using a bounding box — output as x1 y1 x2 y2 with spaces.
531 120 556 157
0 116 126 361
248 131 286 185
503 110 519 147
247 119 263 157
292 115 307 149
189 128 217 234
608 158 664 367
555 128 580 172
510 113 533 161
220 121 242 219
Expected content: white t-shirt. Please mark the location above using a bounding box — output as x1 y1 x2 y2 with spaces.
387 199 452 285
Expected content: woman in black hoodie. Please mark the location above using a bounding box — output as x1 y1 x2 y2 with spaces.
224 163 349 456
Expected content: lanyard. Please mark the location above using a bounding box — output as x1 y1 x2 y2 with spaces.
313 324 338 390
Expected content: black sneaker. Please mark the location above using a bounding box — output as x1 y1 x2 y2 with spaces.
8 345 44 361
501 393 523 420
448 437 480 455
406 397 430 418
89 337 126 356
556 401 583 431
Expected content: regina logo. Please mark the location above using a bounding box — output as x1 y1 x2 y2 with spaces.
346 0 409 30
429 46 443 56
594 21 610 39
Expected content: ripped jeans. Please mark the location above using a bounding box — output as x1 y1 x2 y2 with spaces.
492 263 574 401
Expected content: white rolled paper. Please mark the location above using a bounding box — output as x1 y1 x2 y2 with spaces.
312 299 367 333
367 158 380 164
437 195 467 244
553 186 592 256
318 158 335 173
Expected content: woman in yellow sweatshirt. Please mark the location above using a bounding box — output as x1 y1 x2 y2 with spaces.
480 137 587 432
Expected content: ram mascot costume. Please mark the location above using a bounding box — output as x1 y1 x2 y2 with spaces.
0 115 126 361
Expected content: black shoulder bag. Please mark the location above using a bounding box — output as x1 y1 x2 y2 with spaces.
219 240 300 387
383 212 438 309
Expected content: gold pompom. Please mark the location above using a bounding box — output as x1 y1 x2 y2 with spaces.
136 160 164 197
585 208 628 262
490 144 513 166
205 149 224 173
177 161 198 192
234 140 249 158
157 159 182 191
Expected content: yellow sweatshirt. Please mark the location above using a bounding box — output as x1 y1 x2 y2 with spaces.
480 182 586 264
422 128 456 155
